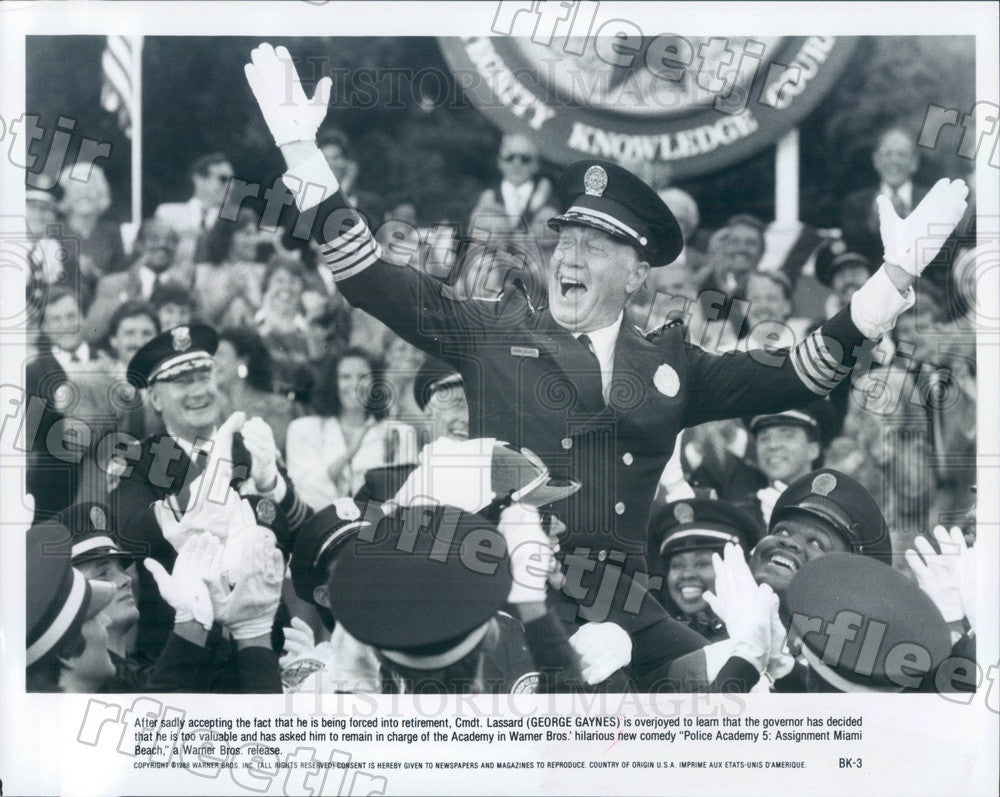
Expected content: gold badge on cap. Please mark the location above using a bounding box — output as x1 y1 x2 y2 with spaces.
171 326 192 352
90 505 106 531
674 502 694 524
812 472 837 496
255 498 277 526
584 165 608 197
332 497 361 522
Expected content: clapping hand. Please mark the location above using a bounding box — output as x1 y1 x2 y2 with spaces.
144 533 220 630
906 525 975 629
204 526 284 640
702 543 776 672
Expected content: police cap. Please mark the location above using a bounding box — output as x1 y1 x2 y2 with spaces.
648 498 761 559
549 159 684 267
748 408 820 440
770 469 892 564
325 505 511 658
814 240 874 288
55 501 133 566
26 520 114 666
126 323 218 389
289 498 372 604
782 553 951 692
413 357 463 412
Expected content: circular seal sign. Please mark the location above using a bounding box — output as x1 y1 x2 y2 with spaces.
439 35 857 178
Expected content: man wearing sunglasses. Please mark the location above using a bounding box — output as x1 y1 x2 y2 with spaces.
154 151 236 266
245 43 969 689
471 133 554 234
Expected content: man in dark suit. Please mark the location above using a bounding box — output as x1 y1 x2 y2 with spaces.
107 323 310 658
84 218 180 344
841 127 930 263
470 133 554 234
245 42 966 686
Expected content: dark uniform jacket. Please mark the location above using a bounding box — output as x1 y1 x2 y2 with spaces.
306 187 869 627
108 432 310 658
145 632 282 693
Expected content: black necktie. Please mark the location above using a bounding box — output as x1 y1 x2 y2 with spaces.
577 333 605 402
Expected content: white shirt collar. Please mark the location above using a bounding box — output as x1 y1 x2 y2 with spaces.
52 341 90 371
137 264 159 299
880 181 913 206
500 179 535 216
173 430 216 462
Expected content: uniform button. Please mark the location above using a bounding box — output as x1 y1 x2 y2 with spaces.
561 437 573 450
597 550 608 562
622 452 633 465
614 502 625 515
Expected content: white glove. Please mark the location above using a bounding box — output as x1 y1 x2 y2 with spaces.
205 531 284 639
153 412 249 552
569 622 633 685
499 504 556 604
702 543 774 672
280 616 319 669
144 534 220 629
905 526 969 624
241 416 280 493
244 43 333 147
877 178 969 277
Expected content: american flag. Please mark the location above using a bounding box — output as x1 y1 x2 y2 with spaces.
100 35 141 138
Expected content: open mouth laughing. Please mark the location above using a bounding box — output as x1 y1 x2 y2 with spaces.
559 276 587 298
766 551 801 574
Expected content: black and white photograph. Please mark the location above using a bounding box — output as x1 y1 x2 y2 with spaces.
1 2 997 795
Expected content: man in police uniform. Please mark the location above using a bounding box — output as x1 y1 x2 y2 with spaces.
354 357 468 503
244 43 968 681
109 322 310 658
665 467 896 691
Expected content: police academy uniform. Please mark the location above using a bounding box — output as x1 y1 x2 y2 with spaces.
646 498 760 642
108 324 310 660
282 154 876 672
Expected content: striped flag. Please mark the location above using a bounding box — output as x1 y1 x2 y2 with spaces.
100 35 142 138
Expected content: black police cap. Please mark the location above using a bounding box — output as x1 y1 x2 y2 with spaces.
782 553 951 692
648 498 761 559
126 323 218 389
814 240 874 288
412 357 463 412
289 498 373 604
748 408 820 440
770 469 892 564
548 159 684 267
26 521 114 667
325 505 512 652
55 501 133 565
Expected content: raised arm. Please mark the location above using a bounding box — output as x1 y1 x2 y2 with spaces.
245 43 473 358
683 178 969 427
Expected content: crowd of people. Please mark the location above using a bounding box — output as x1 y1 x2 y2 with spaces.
23 44 981 696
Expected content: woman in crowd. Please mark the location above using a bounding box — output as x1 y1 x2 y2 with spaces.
256 255 314 398
381 335 426 429
214 327 296 454
286 347 418 509
58 164 127 285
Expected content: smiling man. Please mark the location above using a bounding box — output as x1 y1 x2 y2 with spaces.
244 43 967 688
107 323 310 658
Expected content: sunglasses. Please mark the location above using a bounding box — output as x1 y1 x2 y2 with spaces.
502 153 536 164
205 172 234 183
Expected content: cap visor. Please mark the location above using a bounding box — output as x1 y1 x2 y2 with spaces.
519 478 581 508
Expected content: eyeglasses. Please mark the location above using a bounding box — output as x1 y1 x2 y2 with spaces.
210 173 234 183
501 153 536 164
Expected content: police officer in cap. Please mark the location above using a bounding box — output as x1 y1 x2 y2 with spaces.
110 322 310 658
647 498 761 642
749 467 893 599
244 42 967 682
354 357 468 503
26 520 116 692
57 500 150 691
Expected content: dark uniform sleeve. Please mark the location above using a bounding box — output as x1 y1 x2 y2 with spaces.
234 646 283 693
682 306 868 428
520 609 584 693
300 187 505 362
145 633 215 692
